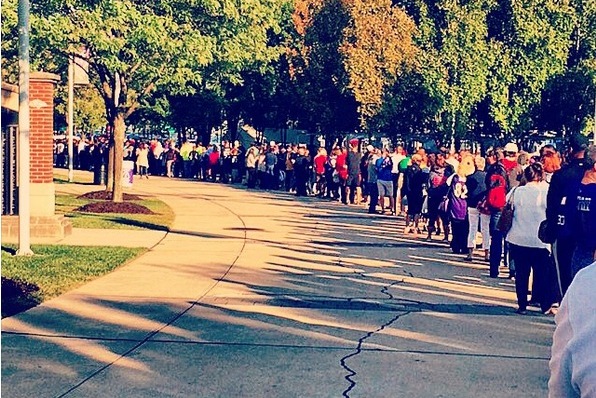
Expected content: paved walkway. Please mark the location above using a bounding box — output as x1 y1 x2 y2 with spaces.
1 172 555 397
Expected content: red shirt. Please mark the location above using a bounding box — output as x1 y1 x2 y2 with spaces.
336 153 348 180
209 152 220 166
502 158 517 173
314 155 327 175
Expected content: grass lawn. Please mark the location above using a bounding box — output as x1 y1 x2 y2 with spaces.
55 193 175 230
1 244 146 318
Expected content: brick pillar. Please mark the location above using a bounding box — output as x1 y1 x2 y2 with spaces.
29 72 60 216
1 71 72 240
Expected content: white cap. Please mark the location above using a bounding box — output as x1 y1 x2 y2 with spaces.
504 142 518 153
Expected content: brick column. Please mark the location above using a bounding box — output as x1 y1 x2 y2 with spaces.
29 72 60 216
1 72 72 240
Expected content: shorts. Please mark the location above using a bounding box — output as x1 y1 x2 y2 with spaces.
377 180 393 196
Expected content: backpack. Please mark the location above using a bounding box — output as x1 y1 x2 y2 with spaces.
487 173 507 210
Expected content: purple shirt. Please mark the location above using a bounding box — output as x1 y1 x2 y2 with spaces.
448 174 468 221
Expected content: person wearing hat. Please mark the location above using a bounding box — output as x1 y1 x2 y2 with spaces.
503 142 519 173
545 133 589 296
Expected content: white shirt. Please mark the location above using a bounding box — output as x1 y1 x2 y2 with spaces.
549 262 596 397
391 153 405 174
505 181 550 249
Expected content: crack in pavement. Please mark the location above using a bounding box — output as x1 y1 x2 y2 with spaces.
339 271 412 398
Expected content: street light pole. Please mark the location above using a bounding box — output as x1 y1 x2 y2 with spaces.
17 0 33 256
68 54 75 182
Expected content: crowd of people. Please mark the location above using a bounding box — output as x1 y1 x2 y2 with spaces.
55 133 596 318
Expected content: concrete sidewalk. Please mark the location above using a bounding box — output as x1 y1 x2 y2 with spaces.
1 172 555 397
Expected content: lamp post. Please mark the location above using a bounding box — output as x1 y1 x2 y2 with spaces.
17 0 33 256
67 54 75 182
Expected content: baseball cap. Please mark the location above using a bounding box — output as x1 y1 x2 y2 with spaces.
504 142 518 153
569 132 589 153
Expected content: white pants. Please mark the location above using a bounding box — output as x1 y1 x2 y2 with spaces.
467 207 490 249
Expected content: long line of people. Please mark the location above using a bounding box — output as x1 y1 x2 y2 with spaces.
224 135 595 318
58 133 596 317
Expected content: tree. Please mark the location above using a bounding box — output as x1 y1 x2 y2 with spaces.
485 0 575 139
25 0 288 202
340 0 417 126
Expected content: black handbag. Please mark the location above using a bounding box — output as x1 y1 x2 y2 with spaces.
538 219 557 244
496 188 516 233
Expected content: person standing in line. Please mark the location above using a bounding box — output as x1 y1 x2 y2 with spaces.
245 142 259 188
294 146 310 196
135 142 150 179
446 155 474 254
425 153 452 241
404 154 425 233
376 147 395 215
569 144 596 278
548 260 596 398
336 146 349 204
164 144 179 178
545 133 588 296
391 145 406 213
485 147 510 278
346 139 363 205
313 147 328 197
506 162 558 314
465 156 490 261
366 147 380 214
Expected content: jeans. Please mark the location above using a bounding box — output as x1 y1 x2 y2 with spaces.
489 212 504 277
571 246 596 279
552 236 576 297
368 182 378 213
467 207 490 250
509 244 556 312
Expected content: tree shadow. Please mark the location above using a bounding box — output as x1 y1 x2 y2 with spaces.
1 276 42 318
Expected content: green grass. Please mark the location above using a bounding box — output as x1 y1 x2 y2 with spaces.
1 244 145 317
55 194 175 230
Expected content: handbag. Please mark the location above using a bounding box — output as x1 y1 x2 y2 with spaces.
476 198 491 215
538 219 557 244
496 188 516 233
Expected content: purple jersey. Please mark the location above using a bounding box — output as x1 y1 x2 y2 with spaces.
448 175 468 221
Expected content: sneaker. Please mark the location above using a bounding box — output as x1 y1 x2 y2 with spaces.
515 308 527 315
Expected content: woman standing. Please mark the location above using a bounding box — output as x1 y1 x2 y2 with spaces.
426 153 452 241
465 156 490 261
135 142 150 179
506 163 557 314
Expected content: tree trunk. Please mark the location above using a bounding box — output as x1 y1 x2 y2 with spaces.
107 144 114 191
111 113 126 203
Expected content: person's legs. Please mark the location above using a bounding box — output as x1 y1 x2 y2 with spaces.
489 212 504 277
466 207 480 258
532 248 558 312
510 244 531 312
368 182 378 213
552 237 576 297
480 213 491 259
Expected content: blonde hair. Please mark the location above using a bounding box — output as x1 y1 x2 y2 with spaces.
474 156 486 171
